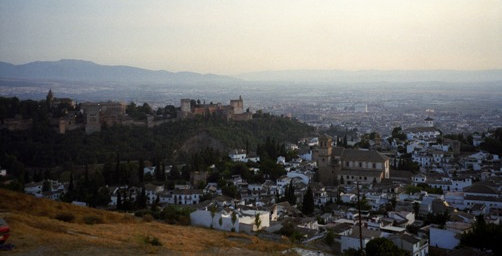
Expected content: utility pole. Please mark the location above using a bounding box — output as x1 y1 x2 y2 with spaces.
356 181 364 253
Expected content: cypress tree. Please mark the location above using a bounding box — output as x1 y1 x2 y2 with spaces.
84 163 89 184
160 161 166 181
287 180 296 205
115 152 120 184
302 186 315 215
136 187 147 209
117 190 122 210
155 159 162 181
138 158 144 184
68 173 74 192
63 173 75 202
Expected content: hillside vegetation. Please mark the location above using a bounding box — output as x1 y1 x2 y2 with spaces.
0 189 291 255
1 114 314 168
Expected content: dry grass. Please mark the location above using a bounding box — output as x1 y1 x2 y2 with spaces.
0 189 290 255
0 188 134 224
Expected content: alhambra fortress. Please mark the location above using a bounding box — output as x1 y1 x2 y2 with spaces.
1 90 251 134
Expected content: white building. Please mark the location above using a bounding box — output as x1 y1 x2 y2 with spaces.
445 192 465 210
429 222 471 249
24 181 44 197
340 193 357 203
172 189 203 205
143 166 156 176
190 207 270 233
190 208 240 232
341 227 382 252
229 150 247 162
389 233 429 256
404 127 440 141
463 183 502 210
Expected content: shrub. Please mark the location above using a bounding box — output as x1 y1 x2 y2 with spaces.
143 235 162 246
160 205 193 225
325 231 335 246
54 212 75 222
143 214 154 222
134 209 153 217
84 215 104 225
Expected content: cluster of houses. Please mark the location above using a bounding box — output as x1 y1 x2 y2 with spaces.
20 117 502 255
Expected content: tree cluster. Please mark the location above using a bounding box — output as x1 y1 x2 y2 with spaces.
460 215 502 255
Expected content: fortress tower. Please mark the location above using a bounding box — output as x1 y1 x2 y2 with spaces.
180 99 192 113
230 96 244 114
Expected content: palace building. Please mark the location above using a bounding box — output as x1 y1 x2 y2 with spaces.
313 135 390 185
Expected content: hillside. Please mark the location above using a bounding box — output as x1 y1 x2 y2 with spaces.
0 189 291 255
1 115 315 167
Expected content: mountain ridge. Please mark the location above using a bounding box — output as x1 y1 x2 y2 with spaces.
0 59 239 85
2 59 502 84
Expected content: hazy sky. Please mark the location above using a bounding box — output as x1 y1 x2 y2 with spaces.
1 0 501 74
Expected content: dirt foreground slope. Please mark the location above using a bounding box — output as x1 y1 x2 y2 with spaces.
0 189 292 255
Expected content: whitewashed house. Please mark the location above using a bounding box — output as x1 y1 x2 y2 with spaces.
388 233 429 256
429 222 471 249
341 227 382 252
190 208 240 232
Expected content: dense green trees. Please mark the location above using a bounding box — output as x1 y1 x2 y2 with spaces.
61 166 110 207
126 102 153 121
396 157 420 173
1 109 313 172
460 215 502 255
405 183 443 194
391 127 407 141
480 128 502 154
284 180 296 205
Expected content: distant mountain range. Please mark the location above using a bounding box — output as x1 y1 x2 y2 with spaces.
0 59 238 85
1 59 502 84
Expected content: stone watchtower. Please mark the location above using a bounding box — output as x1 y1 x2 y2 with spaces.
314 134 337 185
179 99 192 118
81 103 101 134
180 99 191 113
230 96 244 114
